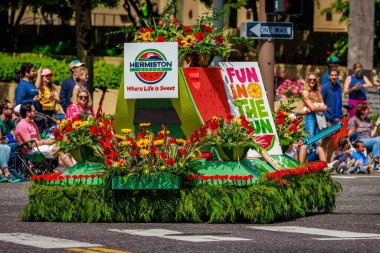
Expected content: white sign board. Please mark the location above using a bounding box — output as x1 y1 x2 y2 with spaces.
124 42 178 99
219 62 282 157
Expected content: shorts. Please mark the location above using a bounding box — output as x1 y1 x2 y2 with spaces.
27 145 56 159
306 150 318 162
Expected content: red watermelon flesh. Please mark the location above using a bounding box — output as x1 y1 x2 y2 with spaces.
182 67 231 122
138 72 165 83
253 134 275 150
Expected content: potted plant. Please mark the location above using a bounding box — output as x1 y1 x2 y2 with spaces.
104 124 201 189
53 116 113 163
193 114 263 161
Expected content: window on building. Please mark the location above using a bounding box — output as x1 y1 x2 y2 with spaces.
326 11 332 21
246 11 251 19
189 10 193 19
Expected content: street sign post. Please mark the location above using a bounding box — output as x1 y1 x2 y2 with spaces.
240 22 293 39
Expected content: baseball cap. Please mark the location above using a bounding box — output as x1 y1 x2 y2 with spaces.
69 59 84 69
41 68 53 76
14 104 21 114
328 56 339 63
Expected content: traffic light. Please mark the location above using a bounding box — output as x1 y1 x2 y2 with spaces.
265 0 303 15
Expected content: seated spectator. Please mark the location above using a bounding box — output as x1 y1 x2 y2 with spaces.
295 142 339 170
352 141 374 174
334 137 357 174
15 102 76 169
0 144 20 182
65 89 94 121
348 103 380 171
0 99 18 166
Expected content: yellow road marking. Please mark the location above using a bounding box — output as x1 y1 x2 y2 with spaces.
65 247 131 253
89 247 132 253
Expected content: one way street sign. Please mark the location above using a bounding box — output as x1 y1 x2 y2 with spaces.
241 22 293 40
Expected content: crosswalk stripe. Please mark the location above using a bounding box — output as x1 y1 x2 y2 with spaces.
109 229 251 242
248 226 380 240
0 233 102 249
66 248 131 253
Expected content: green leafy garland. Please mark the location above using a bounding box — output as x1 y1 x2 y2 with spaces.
21 171 341 223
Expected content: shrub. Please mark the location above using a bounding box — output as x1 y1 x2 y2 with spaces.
0 53 123 89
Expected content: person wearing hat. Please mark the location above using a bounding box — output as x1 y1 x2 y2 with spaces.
321 55 341 86
59 59 88 112
35 68 60 117
343 62 373 117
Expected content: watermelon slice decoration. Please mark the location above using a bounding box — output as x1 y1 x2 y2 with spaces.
172 68 232 138
133 50 167 84
254 134 275 151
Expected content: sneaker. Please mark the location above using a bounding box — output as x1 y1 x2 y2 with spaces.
374 162 380 171
328 160 339 170
336 163 348 174
353 167 360 174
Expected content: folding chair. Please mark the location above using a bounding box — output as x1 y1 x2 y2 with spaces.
14 140 57 178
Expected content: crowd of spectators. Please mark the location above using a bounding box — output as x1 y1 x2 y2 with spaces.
1 60 94 182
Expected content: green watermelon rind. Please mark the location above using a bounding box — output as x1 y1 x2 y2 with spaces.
179 69 204 124
255 134 275 151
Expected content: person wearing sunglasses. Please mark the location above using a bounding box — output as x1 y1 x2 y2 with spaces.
343 62 373 117
302 73 327 137
65 88 94 121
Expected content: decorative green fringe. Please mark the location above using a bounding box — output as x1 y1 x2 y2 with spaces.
21 172 341 223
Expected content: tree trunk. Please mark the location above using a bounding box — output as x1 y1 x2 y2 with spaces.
75 0 94 98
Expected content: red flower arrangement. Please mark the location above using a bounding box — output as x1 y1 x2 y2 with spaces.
31 172 103 185
104 124 200 177
265 161 328 181
131 9 231 59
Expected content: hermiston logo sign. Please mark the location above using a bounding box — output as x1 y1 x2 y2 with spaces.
130 49 173 85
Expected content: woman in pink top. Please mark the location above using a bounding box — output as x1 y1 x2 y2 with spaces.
65 88 94 121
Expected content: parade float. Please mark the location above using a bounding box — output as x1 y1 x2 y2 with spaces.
21 10 341 223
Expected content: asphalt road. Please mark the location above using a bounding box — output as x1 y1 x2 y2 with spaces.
0 174 379 253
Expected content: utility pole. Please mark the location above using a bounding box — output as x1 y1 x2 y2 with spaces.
347 0 374 77
258 0 275 111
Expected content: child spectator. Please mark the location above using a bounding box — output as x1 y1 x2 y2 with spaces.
334 137 357 174
352 141 374 174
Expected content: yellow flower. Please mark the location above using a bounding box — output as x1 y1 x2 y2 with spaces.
60 119 67 130
212 116 219 120
281 111 290 116
284 133 289 138
112 162 119 168
121 128 133 134
158 130 170 135
161 165 166 170
178 162 184 167
98 122 104 127
235 119 242 125
82 121 89 126
144 169 150 174
122 141 131 146
72 121 83 130
140 149 150 155
137 139 149 148
182 35 195 47
153 140 164 146
142 32 152 42
139 123 151 127
114 134 126 141
134 34 141 41
176 139 186 145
